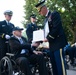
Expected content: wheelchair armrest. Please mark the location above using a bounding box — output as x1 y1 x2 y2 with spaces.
6 53 15 57
43 52 48 55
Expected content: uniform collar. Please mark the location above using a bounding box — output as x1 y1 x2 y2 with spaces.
31 22 35 24
45 10 49 17
5 20 10 25
45 10 51 18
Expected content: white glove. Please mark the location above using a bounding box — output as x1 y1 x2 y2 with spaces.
74 43 76 46
5 35 10 39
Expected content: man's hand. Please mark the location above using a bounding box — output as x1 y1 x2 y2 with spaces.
71 43 76 47
33 50 43 55
43 38 48 42
31 42 40 47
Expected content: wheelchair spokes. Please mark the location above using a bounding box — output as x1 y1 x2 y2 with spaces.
0 56 13 75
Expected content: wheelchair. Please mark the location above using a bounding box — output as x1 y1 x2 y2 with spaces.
0 41 25 75
36 46 53 75
0 52 53 75
0 53 24 75
43 51 53 75
0 42 53 75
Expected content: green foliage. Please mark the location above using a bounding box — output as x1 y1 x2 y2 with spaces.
23 0 45 28
23 0 76 43
22 30 27 39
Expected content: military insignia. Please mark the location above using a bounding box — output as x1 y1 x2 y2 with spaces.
2 25 6 27
32 26 34 28
12 26 14 28
48 15 52 22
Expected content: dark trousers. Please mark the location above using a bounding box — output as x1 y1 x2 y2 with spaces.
16 54 48 75
50 49 66 75
0 40 7 60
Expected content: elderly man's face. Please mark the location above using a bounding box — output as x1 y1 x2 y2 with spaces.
5 14 12 21
13 30 22 37
39 6 47 16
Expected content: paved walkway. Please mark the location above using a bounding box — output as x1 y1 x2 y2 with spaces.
67 70 76 75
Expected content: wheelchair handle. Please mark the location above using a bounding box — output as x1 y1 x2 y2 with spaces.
6 53 15 57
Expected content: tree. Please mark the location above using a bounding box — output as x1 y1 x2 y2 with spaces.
23 0 44 28
23 0 76 43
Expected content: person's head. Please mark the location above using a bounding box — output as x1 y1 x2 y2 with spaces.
35 0 48 16
12 27 23 37
30 14 36 23
4 10 13 21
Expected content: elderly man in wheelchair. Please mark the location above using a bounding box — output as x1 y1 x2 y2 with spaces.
0 26 49 75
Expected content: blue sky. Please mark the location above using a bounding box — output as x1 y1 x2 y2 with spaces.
0 0 25 28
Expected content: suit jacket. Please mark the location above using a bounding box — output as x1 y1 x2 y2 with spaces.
9 36 33 59
44 11 67 51
0 20 14 41
26 23 38 43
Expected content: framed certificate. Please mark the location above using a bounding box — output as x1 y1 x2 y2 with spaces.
32 29 44 42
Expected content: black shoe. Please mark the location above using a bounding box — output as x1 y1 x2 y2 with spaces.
70 63 76 67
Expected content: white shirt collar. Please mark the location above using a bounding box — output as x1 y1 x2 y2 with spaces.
45 10 49 17
5 20 10 24
15 36 21 40
32 22 35 24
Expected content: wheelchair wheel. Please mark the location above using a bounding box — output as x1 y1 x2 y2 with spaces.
46 58 53 75
0 56 13 75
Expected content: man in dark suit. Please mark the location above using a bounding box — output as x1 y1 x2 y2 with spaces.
35 1 67 75
9 26 48 75
0 10 14 60
26 14 39 43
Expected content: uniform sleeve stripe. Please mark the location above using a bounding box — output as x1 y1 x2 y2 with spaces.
49 35 54 39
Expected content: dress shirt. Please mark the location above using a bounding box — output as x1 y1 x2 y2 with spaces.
15 36 26 54
44 10 50 38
